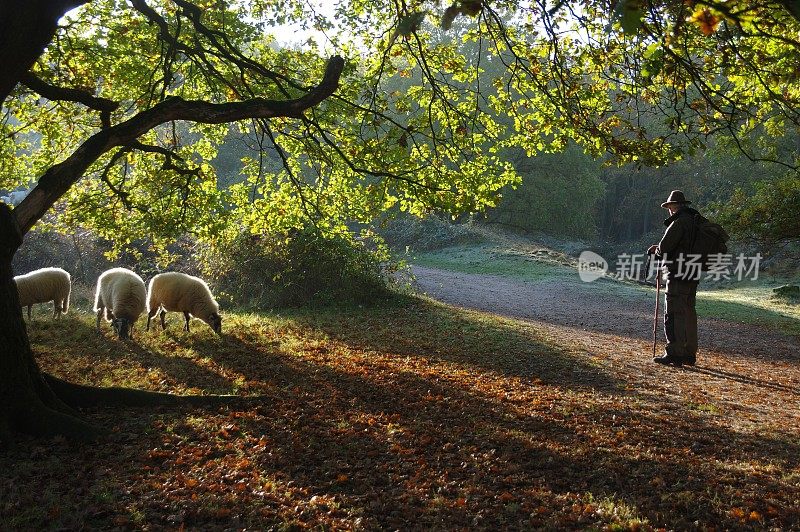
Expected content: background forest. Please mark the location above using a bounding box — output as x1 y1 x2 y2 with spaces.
4 1 798 310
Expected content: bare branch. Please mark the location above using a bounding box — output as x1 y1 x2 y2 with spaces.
130 0 302 98
99 154 134 210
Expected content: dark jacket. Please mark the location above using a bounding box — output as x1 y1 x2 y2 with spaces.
657 206 700 282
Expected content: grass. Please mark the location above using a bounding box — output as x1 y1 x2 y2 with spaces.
413 243 575 281
696 281 800 335
2 295 799 529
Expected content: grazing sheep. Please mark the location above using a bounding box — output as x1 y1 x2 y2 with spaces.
95 267 147 340
146 272 222 334
14 267 71 319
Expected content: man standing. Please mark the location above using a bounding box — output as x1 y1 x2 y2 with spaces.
647 190 701 366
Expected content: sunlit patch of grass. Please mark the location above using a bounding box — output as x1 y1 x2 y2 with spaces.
697 282 800 335
414 243 575 281
688 402 721 415
127 506 146 526
585 493 650 529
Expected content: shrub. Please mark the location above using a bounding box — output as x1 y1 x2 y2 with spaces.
13 228 115 284
201 226 397 308
380 214 484 252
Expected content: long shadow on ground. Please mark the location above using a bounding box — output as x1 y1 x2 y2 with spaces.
28 316 236 394
4 302 798 529
189 304 800 528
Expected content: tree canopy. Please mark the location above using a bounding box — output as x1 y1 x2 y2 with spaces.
3 0 799 257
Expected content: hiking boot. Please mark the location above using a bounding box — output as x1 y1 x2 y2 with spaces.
684 355 696 366
653 354 684 366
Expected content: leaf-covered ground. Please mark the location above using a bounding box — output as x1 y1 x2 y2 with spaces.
1 286 799 529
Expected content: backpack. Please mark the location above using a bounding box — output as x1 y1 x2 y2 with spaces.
688 214 729 270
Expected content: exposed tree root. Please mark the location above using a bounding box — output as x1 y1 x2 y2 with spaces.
1 375 266 445
12 401 100 443
30 359 79 417
43 374 265 409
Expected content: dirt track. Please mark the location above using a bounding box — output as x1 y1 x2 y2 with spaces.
411 264 800 431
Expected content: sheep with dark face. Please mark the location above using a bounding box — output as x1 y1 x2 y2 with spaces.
94 267 147 340
14 267 71 319
146 272 222 334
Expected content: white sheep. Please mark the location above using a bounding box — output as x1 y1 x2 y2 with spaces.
14 267 71 319
146 272 222 334
94 267 147 340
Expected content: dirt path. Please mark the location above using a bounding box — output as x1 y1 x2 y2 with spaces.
411 265 800 433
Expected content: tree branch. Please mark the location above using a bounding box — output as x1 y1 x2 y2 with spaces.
20 72 118 112
13 55 345 234
20 72 119 128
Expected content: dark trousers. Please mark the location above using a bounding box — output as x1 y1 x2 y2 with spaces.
664 279 699 359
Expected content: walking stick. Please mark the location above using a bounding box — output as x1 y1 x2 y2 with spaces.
652 256 661 358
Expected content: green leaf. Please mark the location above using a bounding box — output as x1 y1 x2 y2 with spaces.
641 43 664 78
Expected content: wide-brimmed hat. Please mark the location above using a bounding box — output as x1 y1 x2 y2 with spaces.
660 190 691 208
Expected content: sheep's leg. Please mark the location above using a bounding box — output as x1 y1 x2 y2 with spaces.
183 311 190 332
159 309 167 330
95 307 103 329
53 300 59 319
146 307 158 331
27 305 32 321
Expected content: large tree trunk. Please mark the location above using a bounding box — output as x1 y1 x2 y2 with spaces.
0 205 97 445
0 0 98 445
